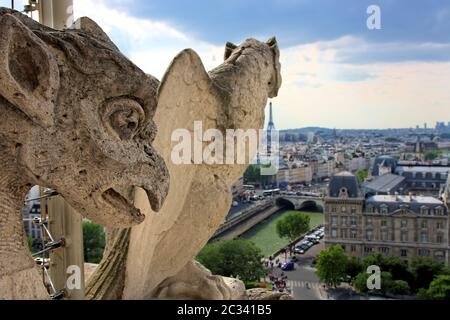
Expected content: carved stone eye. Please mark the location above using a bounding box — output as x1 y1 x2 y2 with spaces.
102 98 145 140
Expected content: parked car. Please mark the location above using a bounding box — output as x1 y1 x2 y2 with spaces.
305 236 319 244
294 244 309 254
281 261 295 271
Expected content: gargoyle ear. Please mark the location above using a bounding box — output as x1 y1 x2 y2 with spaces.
224 42 238 60
0 14 59 129
266 36 277 47
70 17 119 51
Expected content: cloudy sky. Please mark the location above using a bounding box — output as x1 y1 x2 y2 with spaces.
2 0 450 129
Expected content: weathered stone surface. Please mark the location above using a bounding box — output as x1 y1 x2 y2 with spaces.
88 37 282 299
0 8 169 299
246 288 293 300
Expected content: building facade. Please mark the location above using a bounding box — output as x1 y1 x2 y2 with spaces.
325 172 450 265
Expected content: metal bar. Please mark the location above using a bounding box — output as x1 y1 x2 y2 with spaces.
42 223 55 242
43 266 56 294
24 191 59 203
32 239 64 257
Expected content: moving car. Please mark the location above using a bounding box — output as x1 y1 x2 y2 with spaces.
281 261 295 271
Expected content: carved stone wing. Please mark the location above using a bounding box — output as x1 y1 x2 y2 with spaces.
155 49 222 162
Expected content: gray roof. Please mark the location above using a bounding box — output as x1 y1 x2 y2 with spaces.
329 172 360 198
365 174 405 194
366 195 447 215
372 156 397 176
396 166 450 174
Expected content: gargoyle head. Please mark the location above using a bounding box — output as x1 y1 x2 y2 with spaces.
224 37 282 98
0 9 169 228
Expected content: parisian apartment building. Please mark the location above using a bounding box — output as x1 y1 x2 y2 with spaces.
324 160 450 265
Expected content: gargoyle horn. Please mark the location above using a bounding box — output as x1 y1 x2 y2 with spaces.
0 14 59 129
70 17 119 51
224 41 238 60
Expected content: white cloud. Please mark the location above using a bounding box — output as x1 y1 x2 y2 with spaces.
71 1 450 129
73 0 223 78
274 36 450 129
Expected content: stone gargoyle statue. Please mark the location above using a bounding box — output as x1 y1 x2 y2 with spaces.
86 37 282 299
0 8 169 299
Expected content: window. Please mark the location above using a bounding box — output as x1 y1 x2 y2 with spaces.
381 220 387 227
341 216 348 226
366 230 373 241
437 233 444 244
421 206 429 215
418 249 430 257
351 208 357 214
351 217 357 226
351 245 357 252
400 250 408 257
401 219 408 228
401 231 408 242
437 222 444 229
420 232 428 243
341 245 346 252
364 247 373 254
331 229 337 238
331 206 337 213
379 247 389 254
435 207 444 216
380 205 388 214
381 230 388 241
366 217 372 226
331 217 338 226
351 231 357 239
421 220 428 229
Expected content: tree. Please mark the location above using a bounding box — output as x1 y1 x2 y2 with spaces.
425 150 442 161
243 164 273 187
388 280 410 296
346 256 364 279
422 275 450 301
83 221 105 263
316 245 348 287
383 256 413 284
410 257 444 290
196 239 264 285
27 235 34 253
356 169 369 183
276 212 310 243
352 271 370 294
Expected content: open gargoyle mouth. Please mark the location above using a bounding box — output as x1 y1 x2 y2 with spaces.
101 183 166 225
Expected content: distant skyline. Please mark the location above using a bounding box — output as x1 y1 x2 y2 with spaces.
2 0 450 129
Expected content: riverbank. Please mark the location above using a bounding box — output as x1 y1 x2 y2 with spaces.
240 210 324 257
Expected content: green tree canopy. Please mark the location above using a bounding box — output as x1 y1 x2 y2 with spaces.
422 275 450 301
196 239 264 284
346 256 364 279
276 212 311 243
316 245 348 287
425 150 442 161
356 170 369 183
410 256 444 290
83 221 105 264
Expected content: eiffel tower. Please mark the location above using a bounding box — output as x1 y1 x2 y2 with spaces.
267 101 276 156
